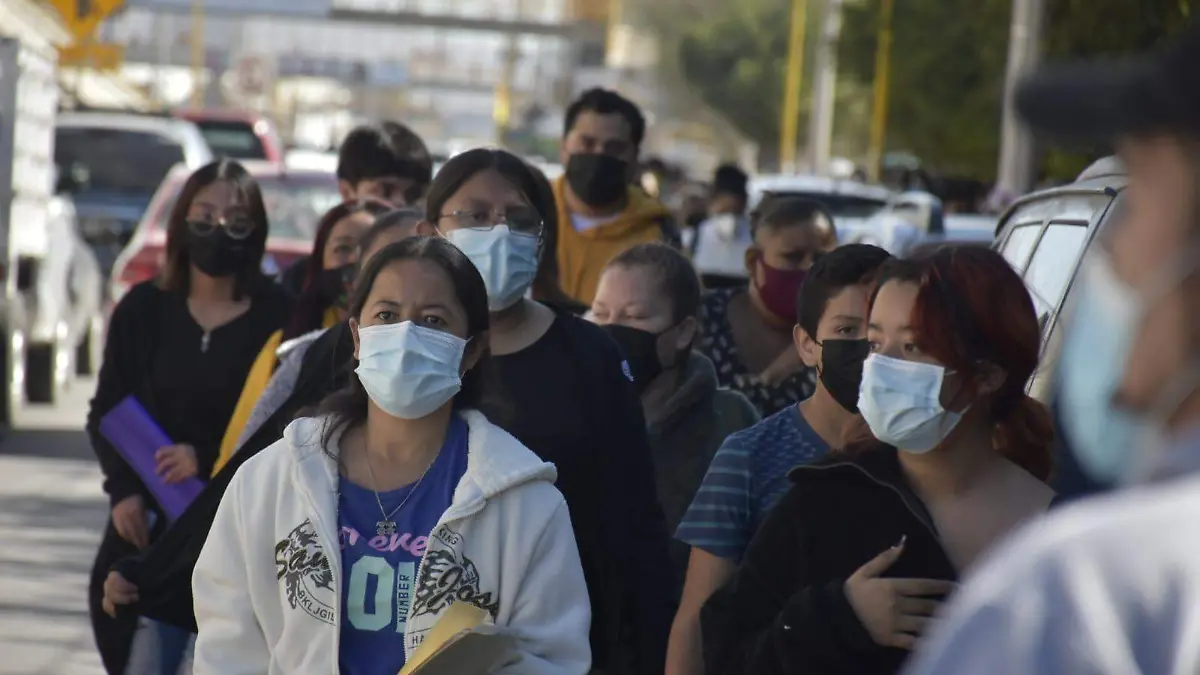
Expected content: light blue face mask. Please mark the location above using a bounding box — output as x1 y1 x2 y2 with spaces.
443 225 540 312
1057 252 1150 483
355 321 469 420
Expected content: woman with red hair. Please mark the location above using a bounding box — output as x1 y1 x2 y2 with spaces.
699 245 1057 675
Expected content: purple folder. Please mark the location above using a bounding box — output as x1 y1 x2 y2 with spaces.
99 396 204 522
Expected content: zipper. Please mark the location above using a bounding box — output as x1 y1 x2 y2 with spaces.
791 461 942 545
296 469 343 675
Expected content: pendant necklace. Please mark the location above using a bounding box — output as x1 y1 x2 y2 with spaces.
363 449 435 537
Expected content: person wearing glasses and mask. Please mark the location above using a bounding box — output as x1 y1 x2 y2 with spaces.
86 159 293 675
905 21 1200 675
430 148 677 675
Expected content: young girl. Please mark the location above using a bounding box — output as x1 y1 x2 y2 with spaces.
192 236 591 674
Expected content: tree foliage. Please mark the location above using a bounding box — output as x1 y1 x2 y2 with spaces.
653 0 1200 179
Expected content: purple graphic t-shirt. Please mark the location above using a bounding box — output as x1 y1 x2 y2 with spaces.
337 416 469 675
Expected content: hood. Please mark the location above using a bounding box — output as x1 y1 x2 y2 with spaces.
282 409 558 509
646 351 719 430
553 176 671 241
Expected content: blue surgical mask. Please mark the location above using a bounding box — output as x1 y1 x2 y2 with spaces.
858 353 966 453
1057 252 1149 482
355 321 468 419
443 225 539 311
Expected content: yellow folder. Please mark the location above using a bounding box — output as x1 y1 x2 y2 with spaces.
397 602 517 675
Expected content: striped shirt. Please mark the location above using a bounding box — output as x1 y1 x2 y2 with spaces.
675 405 829 562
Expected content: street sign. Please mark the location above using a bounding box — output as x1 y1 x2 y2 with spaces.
49 0 125 41
58 42 124 71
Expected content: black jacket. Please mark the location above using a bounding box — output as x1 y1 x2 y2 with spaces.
700 448 959 675
113 322 355 630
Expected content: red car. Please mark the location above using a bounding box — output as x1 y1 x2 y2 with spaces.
174 109 285 164
109 161 343 304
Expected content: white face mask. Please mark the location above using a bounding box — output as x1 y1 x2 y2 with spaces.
355 321 468 420
858 353 965 454
443 226 539 311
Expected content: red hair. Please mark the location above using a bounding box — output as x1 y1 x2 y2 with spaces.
843 245 1054 481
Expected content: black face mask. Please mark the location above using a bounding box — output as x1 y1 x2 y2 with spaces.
819 338 871 413
601 324 664 395
566 153 630 208
313 264 355 309
188 230 249 279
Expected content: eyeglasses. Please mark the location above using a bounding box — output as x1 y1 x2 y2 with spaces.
186 217 256 240
439 207 543 238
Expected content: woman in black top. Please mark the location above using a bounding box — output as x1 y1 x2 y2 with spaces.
429 149 676 675
86 159 293 675
699 247 1057 675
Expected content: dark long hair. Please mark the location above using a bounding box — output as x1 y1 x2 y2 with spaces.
424 149 585 313
315 236 496 450
842 245 1055 481
284 198 391 340
158 159 268 298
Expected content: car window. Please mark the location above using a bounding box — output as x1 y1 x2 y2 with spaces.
195 120 267 161
155 175 342 241
999 223 1042 273
55 127 185 195
759 191 887 220
1022 221 1089 333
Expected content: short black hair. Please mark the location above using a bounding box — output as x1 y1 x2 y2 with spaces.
712 164 749 199
796 243 892 337
358 207 424 259
751 196 835 241
605 243 701 325
564 88 646 149
336 122 434 198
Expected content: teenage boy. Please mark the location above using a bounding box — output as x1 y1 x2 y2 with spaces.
281 121 433 294
666 243 892 675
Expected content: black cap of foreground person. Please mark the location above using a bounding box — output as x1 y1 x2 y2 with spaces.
1016 20 1200 141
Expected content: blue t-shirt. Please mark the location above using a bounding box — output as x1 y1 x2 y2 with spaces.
337 416 469 675
675 404 829 562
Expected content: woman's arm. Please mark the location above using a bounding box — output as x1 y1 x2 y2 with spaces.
192 468 270 675
700 486 875 675
497 498 592 675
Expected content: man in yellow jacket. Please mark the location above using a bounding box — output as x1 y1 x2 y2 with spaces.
554 88 679 305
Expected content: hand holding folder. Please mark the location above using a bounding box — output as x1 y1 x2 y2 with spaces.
398 602 518 675
99 396 205 522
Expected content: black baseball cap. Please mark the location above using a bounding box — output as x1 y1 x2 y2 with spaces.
1016 20 1200 142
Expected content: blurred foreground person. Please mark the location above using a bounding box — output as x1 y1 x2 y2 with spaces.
905 21 1200 675
702 247 1057 675
192 237 590 674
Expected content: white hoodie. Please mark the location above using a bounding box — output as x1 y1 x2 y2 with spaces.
192 409 592 675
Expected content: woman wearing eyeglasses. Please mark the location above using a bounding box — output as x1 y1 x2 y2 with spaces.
86 159 293 675
429 149 676 675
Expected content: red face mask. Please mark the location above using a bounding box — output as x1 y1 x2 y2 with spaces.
753 258 808 324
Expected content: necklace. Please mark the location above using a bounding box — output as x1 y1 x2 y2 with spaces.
362 449 436 537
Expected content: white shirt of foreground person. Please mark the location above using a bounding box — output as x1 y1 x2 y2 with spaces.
903 463 1200 675
191 410 592 675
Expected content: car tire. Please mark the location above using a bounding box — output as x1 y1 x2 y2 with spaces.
25 343 59 405
76 315 103 376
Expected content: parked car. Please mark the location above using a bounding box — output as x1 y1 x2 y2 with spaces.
748 174 894 241
55 111 214 278
852 191 998 255
175 109 284 164
14 191 106 404
109 161 344 304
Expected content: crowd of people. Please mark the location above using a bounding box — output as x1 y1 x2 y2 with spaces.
81 21 1200 675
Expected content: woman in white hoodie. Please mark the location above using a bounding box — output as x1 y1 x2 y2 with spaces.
192 235 592 675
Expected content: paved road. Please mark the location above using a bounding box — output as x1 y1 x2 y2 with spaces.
0 378 108 675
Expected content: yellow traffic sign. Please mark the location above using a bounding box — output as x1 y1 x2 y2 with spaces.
58 41 123 71
49 0 125 42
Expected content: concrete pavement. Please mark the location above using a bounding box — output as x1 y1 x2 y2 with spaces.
0 378 108 675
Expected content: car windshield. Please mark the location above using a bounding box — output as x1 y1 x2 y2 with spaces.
55 127 185 195
761 191 888 220
195 120 268 161
156 175 342 241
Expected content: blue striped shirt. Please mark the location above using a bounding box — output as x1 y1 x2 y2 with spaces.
675 405 829 562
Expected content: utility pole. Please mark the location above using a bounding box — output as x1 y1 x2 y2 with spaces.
779 0 809 173
189 0 204 108
807 0 843 176
866 0 895 182
996 0 1045 197
495 0 527 148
